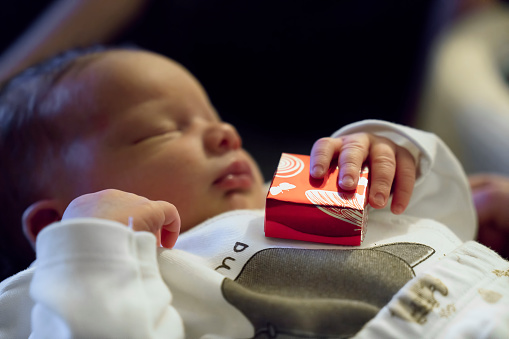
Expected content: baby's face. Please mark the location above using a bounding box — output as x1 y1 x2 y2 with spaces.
48 50 266 232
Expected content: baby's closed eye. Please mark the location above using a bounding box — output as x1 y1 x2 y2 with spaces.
132 123 181 144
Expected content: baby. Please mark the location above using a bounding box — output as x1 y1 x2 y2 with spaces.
1 47 507 339
0 46 414 257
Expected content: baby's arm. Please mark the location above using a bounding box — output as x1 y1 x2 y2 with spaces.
30 190 185 338
310 132 416 214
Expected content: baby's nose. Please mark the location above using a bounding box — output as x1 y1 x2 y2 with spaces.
204 122 242 154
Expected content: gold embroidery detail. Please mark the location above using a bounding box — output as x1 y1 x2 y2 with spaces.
478 288 502 304
389 275 448 324
439 304 456 318
492 269 509 277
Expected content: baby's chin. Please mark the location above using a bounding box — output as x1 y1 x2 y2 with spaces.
180 193 265 232
223 189 266 211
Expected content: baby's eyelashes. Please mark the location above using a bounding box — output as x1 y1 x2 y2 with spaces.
132 129 181 144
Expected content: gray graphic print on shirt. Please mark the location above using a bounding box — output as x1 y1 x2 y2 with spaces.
221 242 434 338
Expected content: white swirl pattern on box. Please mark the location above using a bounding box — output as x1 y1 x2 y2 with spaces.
275 154 305 178
305 176 368 227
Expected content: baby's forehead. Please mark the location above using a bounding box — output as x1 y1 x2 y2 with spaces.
64 51 189 101
39 55 125 135
48 51 190 126
54 52 146 106
47 50 214 134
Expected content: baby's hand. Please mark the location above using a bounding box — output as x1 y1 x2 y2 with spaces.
310 133 416 214
469 174 509 259
62 189 181 248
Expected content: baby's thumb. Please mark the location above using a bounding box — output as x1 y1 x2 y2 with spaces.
160 216 181 249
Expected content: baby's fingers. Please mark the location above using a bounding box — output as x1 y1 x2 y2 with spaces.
136 200 180 249
159 203 181 249
368 138 397 209
310 137 342 178
337 133 370 190
390 148 416 214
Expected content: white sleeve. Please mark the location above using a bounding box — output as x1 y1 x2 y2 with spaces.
0 268 34 339
30 218 184 339
331 119 477 241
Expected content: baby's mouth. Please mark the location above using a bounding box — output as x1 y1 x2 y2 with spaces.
213 160 254 192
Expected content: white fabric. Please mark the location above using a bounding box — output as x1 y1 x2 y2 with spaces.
355 241 509 339
0 120 506 338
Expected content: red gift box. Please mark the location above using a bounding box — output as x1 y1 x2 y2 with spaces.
264 153 369 246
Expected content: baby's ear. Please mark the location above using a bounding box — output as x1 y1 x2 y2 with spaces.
22 200 65 248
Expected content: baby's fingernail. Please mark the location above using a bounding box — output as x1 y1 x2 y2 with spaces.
373 193 386 207
340 175 354 188
392 204 404 214
312 165 325 177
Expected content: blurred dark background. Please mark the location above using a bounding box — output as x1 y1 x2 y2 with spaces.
0 0 465 179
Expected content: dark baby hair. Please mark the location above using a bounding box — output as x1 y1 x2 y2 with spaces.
0 45 117 281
